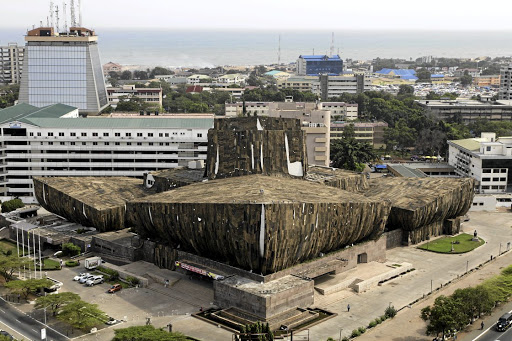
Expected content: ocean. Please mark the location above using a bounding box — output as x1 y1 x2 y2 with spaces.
1 28 512 68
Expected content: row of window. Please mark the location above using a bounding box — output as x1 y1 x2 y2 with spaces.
480 185 506 190
482 168 507 173
481 177 507 182
41 141 176 146
30 132 202 138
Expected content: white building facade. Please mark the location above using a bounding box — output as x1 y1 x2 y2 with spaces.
0 43 24 85
0 104 212 203
448 133 512 194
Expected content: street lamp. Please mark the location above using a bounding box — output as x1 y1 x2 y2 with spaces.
339 328 343 341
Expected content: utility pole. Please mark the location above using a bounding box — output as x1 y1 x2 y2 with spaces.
63 2 68 33
55 5 60 33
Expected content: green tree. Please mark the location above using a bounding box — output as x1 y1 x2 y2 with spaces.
35 292 80 317
0 253 31 282
120 70 133 80
57 300 106 332
62 242 81 257
5 278 53 299
398 84 414 95
416 68 431 82
460 71 473 87
150 67 174 79
330 138 377 171
113 325 189 341
0 84 20 108
1 198 24 213
383 118 416 152
421 295 467 340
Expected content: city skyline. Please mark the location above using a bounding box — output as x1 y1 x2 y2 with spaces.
2 0 512 31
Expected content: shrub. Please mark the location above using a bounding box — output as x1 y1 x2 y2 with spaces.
98 266 119 281
385 305 397 318
62 243 81 256
326 338 335 341
368 320 377 328
126 276 140 286
342 338 350 341
358 326 366 334
1 199 24 213
381 314 388 321
65 260 78 267
375 317 382 324
351 329 361 338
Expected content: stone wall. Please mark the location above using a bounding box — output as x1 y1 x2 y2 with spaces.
383 229 403 249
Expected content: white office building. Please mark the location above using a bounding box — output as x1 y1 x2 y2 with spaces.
0 43 24 85
448 132 512 194
0 103 212 203
499 64 512 100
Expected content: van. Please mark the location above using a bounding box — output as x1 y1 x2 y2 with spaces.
85 275 104 287
496 312 512 331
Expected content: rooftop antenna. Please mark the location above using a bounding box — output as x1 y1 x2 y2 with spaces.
55 5 60 33
78 0 82 27
63 2 68 32
46 16 49 27
330 32 334 56
278 34 281 65
50 2 54 31
40 21 43 27
70 0 76 27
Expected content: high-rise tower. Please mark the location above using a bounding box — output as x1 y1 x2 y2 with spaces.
18 26 108 115
499 64 512 100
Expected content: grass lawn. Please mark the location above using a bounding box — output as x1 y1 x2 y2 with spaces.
418 233 485 254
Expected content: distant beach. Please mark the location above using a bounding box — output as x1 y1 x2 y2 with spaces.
1 29 511 68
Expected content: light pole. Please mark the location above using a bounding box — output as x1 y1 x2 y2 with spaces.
339 328 343 341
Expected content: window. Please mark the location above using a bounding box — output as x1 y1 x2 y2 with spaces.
81 132 87 137
159 133 163 137
483 169 491 173
70 132 76 137
103 133 109 137
148 133 153 137
115 142 120 146
48 142 53 145
93 133 98 137
60 142 65 145
165 133 169 137
197 133 202 138
126 133 131 137
165 143 169 146
493 178 499 182
37 132 41 136
70 142 75 145
500 178 506 182
482 178 490 182
137 133 143 137
82 142 86 145
29 132 34 136
137 142 142 146
48 132 54 137
501 169 507 173
127 142 132 146
149 142 153 146
104 142 109 146
115 133 120 137
159 143 163 146
59 132 64 136
93 142 98 145
486 146 491 151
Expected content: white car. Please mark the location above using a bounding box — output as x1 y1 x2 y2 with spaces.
106 318 119 325
79 274 95 284
73 273 89 281
85 275 104 287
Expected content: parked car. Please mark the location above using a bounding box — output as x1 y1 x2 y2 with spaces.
73 273 89 281
85 275 104 287
79 274 95 284
106 317 119 325
107 284 122 293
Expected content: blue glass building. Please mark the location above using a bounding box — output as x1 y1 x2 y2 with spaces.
297 55 343 76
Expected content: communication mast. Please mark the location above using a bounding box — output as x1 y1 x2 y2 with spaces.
78 0 82 27
70 0 76 27
55 5 60 33
278 34 281 66
330 32 334 56
63 2 68 32
50 2 54 30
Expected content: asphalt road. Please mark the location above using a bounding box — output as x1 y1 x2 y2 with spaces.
0 297 68 341
470 302 512 341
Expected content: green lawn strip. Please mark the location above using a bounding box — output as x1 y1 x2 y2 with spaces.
418 233 485 253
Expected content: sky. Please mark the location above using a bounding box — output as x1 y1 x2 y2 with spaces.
2 0 512 30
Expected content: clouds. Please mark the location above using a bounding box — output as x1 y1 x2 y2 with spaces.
2 0 511 30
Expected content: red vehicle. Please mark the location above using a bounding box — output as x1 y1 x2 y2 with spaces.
107 284 122 293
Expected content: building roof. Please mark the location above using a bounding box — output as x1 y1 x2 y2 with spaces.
0 103 77 125
448 138 481 152
387 164 427 178
431 74 445 78
23 117 214 129
375 68 417 80
186 85 204 93
299 55 342 61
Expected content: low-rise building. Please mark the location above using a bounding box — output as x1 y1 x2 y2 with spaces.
277 74 369 99
187 74 212 84
107 85 163 109
473 75 501 87
454 68 480 77
216 74 246 85
102 62 122 75
0 103 212 203
224 101 330 166
330 121 388 148
448 132 512 194
416 99 512 123
318 102 358 121
0 43 24 85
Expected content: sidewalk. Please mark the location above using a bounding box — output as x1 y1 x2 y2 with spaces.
357 248 512 341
